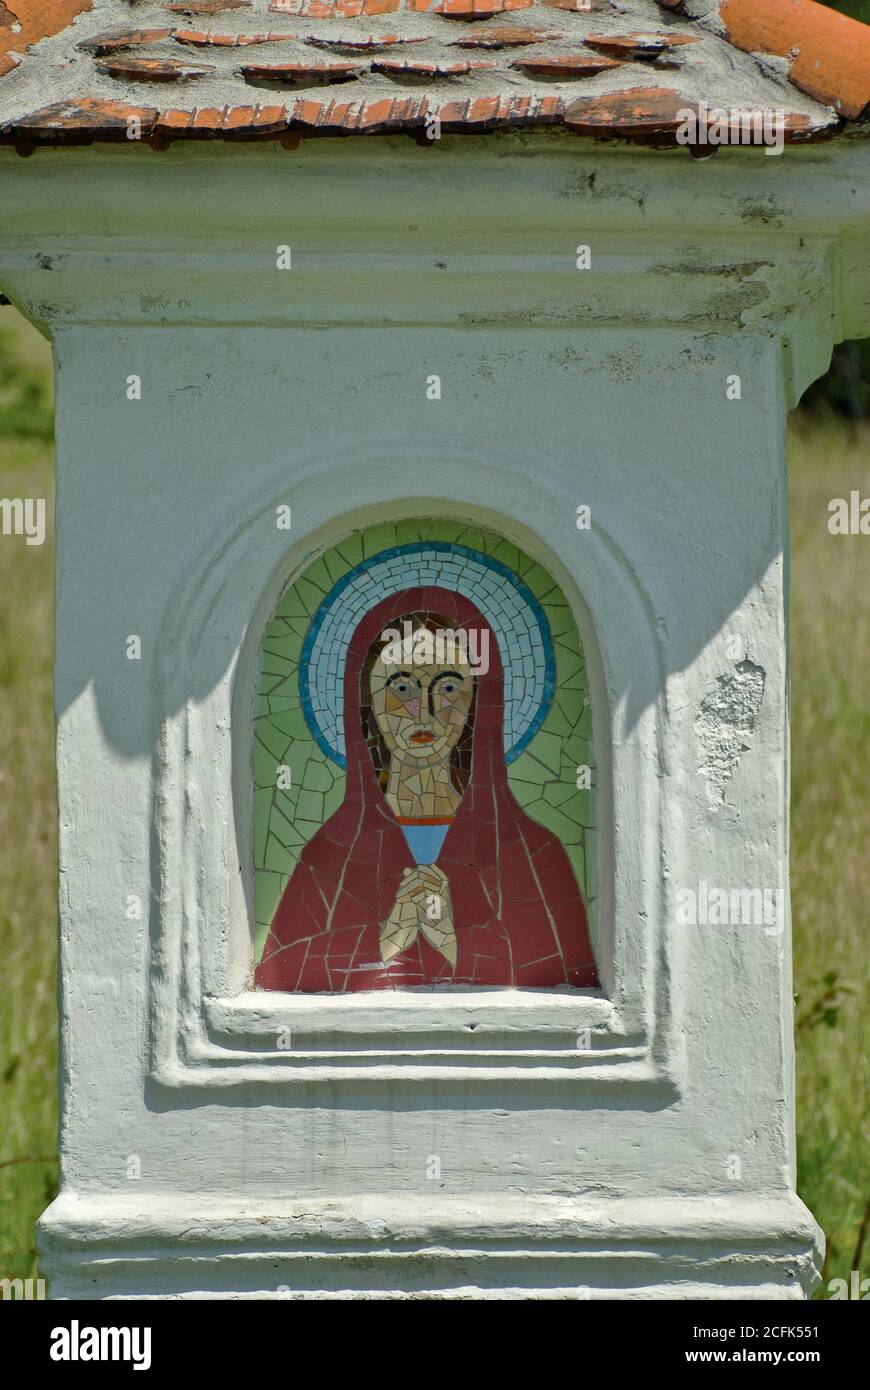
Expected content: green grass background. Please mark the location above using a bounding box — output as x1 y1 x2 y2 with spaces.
0 305 866 1294
828 0 870 20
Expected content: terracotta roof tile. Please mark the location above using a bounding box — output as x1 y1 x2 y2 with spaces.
240 59 363 79
78 30 175 56
428 0 535 14
449 27 558 47
437 93 563 125
153 101 289 140
717 0 870 119
7 96 160 138
584 31 700 60
0 0 864 145
156 104 223 130
172 30 299 45
564 84 825 144
511 54 623 78
162 2 253 12
1 0 93 79
271 1 401 15
370 58 496 74
543 0 610 10
95 56 217 81
290 94 428 128
563 85 690 139
305 34 427 49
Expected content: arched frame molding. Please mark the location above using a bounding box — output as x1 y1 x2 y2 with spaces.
149 447 681 1094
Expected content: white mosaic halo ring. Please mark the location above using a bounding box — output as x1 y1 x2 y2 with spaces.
299 542 555 769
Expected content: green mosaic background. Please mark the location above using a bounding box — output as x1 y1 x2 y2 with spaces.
253 520 596 962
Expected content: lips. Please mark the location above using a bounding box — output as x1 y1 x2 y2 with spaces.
409 731 434 745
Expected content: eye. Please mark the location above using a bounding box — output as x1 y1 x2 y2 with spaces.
395 682 410 695
441 682 457 694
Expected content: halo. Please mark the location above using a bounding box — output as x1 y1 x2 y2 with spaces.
299 543 555 769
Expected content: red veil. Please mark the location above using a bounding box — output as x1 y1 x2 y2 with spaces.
255 587 598 992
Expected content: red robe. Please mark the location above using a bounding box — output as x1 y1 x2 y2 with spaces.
256 587 598 992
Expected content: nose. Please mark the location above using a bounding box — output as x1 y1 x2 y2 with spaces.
409 685 434 723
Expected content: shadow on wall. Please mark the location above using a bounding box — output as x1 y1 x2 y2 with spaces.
28 323 782 759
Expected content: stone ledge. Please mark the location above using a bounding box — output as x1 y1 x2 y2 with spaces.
2 137 863 402
39 1191 823 1299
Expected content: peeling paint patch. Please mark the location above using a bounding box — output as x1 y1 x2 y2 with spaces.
695 659 765 809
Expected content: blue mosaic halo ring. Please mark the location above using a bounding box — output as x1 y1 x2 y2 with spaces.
299 543 555 769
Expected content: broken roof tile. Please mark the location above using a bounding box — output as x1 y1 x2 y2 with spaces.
371 59 496 75
77 30 174 56
564 86 834 145
543 0 612 10
305 35 428 50
584 32 700 60
563 86 693 140
270 0 401 14
511 54 623 78
240 61 364 82
2 96 159 140
162 1 252 13
449 27 557 47
172 30 299 47
95 56 216 82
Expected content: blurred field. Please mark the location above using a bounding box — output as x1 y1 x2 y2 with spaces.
788 413 870 1289
0 307 866 1294
0 310 56 1287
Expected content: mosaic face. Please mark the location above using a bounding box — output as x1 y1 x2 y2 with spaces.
371 648 474 759
253 522 599 994
365 614 475 823
297 540 554 768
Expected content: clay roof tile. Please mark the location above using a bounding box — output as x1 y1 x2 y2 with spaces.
0 0 866 143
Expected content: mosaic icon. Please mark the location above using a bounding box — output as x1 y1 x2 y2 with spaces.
253 522 598 992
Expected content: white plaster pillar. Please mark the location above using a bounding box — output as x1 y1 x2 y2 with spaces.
1 137 868 1298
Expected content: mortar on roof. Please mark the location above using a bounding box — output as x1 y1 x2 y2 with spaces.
0 0 838 132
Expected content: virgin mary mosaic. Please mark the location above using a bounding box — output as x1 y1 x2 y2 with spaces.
254 526 599 993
